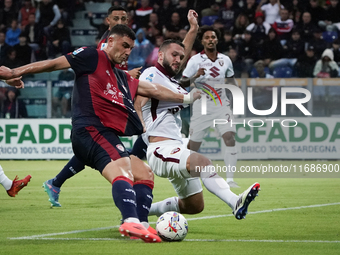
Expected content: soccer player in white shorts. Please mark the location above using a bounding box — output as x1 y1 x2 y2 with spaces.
137 20 260 220
181 25 240 188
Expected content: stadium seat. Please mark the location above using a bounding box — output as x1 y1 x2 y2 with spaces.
249 67 271 78
322 31 338 43
201 15 218 26
272 66 293 78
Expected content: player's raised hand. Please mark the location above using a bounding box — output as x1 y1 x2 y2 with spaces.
190 88 201 102
194 68 206 78
128 66 142 79
5 77 24 89
0 66 14 80
187 10 198 27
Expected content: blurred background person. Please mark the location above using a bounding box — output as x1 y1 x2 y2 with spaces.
1 87 28 118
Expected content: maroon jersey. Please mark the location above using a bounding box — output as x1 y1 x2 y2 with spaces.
65 47 143 136
97 30 128 70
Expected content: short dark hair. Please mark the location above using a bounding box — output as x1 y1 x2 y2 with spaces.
107 5 128 15
159 39 185 52
108 24 136 40
197 25 221 41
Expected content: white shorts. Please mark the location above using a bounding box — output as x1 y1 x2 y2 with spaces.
189 102 236 142
147 139 203 199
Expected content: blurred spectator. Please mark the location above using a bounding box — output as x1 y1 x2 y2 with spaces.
135 0 153 29
260 28 283 66
154 0 175 28
318 0 340 32
294 45 317 77
331 38 340 66
238 30 257 71
146 13 162 42
0 31 10 62
164 12 183 39
201 2 219 17
313 48 339 77
217 30 236 53
0 0 18 31
35 0 61 40
23 13 43 61
13 33 32 64
52 68 74 118
88 12 109 39
47 19 71 59
269 29 304 70
145 35 164 67
128 28 154 70
218 0 240 30
304 0 325 26
309 27 328 58
295 11 317 43
227 47 246 77
1 87 28 119
246 12 271 46
0 48 24 68
57 0 76 26
5 19 21 47
272 8 294 43
18 0 36 30
289 0 302 24
232 13 249 38
252 59 274 78
241 0 258 23
258 0 284 25
175 0 190 27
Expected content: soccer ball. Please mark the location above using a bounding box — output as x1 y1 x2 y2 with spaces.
156 211 188 242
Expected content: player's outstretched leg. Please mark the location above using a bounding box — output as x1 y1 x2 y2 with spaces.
233 182 260 220
7 175 32 197
42 179 61 207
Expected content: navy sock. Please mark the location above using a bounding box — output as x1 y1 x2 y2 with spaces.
112 176 138 221
134 180 154 223
52 156 85 188
129 136 147 159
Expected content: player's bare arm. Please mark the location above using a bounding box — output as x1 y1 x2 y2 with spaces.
180 67 205 87
134 95 148 132
180 10 199 71
137 80 201 104
0 56 70 80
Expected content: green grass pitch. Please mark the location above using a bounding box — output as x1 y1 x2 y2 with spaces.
0 160 339 255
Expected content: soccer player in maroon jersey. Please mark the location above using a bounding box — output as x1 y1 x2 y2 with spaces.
0 23 200 242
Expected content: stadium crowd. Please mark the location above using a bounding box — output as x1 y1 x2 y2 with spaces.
0 0 340 78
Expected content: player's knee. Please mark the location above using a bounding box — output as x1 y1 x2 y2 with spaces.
142 164 154 181
223 132 235 146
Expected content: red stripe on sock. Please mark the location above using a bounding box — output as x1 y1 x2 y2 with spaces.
112 176 133 186
134 180 154 190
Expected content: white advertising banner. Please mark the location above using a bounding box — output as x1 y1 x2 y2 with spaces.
0 119 135 159
198 117 340 160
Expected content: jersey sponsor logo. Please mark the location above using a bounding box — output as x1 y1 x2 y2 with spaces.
210 66 220 78
116 144 125 152
104 83 118 99
146 73 154 82
170 147 181 154
72 47 85 55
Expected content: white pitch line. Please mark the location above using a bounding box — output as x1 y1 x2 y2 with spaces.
8 202 340 241
12 237 340 244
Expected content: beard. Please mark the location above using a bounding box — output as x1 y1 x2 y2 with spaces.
162 57 178 77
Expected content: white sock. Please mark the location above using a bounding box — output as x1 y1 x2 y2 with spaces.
224 146 237 182
141 221 150 229
149 197 179 217
0 165 13 190
124 217 140 224
200 165 238 210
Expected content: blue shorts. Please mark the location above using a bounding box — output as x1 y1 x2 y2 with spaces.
71 125 129 173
